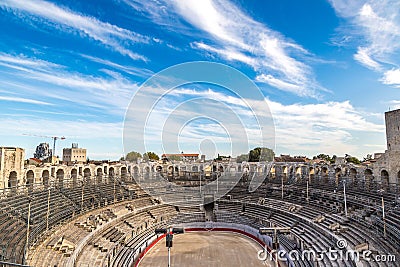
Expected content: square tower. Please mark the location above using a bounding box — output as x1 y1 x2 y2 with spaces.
385 109 400 151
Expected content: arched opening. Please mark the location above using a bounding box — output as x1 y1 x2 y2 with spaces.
335 168 341 185
42 170 49 187
167 165 173 174
56 169 64 187
8 171 18 191
121 167 127 182
364 169 373 190
295 167 301 181
109 167 115 179
156 165 163 172
83 168 91 183
96 168 103 184
309 167 315 183
71 169 78 187
269 166 276 180
192 165 199 172
349 168 357 186
133 166 139 178
322 167 329 183
381 170 389 191
26 170 34 191
282 166 288 183
218 165 224 172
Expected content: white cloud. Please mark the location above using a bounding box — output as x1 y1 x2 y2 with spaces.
381 69 400 87
124 0 322 97
1 0 148 61
329 0 400 86
353 47 382 70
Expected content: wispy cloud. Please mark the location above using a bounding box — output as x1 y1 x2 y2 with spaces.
329 0 400 87
123 0 324 97
0 53 139 115
0 95 53 105
0 0 149 61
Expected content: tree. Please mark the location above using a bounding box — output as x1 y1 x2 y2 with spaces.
363 154 373 162
236 153 249 163
345 155 361 165
248 147 275 162
143 152 159 161
125 151 142 162
315 154 336 164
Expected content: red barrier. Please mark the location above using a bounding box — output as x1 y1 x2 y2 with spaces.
134 233 166 267
134 227 280 267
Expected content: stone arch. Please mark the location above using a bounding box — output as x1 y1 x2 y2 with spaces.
71 169 78 186
133 166 139 176
295 166 301 181
96 168 103 184
8 171 18 190
282 166 288 182
364 169 373 190
321 166 329 183
42 170 49 187
83 168 91 183
381 170 389 191
156 165 163 172
335 167 342 185
26 170 34 190
167 165 174 174
349 168 357 186
56 169 64 187
269 166 276 180
218 165 224 172
309 167 315 183
109 167 115 180
121 166 127 181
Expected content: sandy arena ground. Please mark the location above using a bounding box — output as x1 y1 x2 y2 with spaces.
138 231 272 267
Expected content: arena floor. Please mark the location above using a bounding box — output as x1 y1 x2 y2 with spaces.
138 231 272 267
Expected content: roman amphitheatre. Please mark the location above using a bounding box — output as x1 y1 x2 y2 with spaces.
0 110 399 267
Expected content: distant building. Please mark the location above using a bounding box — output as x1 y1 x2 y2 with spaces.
161 153 199 162
0 147 25 189
274 154 309 163
28 157 42 166
63 143 87 163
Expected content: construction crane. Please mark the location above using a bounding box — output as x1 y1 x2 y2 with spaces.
23 134 66 157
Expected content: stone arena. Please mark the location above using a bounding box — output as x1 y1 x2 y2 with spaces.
0 109 399 267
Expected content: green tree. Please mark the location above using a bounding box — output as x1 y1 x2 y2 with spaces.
362 154 372 162
315 154 336 164
345 154 361 164
125 151 142 162
143 152 159 161
248 147 275 162
236 153 249 163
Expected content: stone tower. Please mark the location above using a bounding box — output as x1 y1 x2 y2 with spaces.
385 109 400 151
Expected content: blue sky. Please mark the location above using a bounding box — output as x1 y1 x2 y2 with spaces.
0 0 399 160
